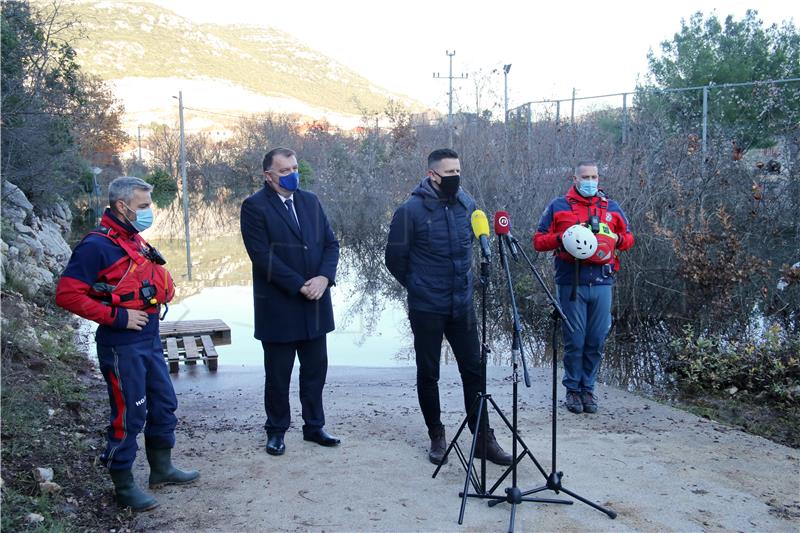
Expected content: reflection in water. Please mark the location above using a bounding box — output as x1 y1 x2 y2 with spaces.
151 234 416 367
147 230 669 393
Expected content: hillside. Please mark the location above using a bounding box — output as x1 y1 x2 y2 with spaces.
50 1 421 128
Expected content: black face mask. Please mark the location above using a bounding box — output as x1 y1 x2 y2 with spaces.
437 174 460 197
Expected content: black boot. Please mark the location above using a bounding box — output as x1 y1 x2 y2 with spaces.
428 426 448 465
475 428 513 466
110 469 159 511
146 446 200 489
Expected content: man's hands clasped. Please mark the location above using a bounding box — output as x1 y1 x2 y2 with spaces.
301 276 329 300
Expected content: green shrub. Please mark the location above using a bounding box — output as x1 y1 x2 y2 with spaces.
299 160 315 189
144 168 179 207
667 323 800 404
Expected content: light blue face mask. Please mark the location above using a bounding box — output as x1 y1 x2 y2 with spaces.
577 179 598 197
124 203 154 232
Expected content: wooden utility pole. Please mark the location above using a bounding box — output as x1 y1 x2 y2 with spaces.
177 91 192 280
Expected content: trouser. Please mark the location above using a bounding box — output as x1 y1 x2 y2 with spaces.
98 335 178 471
408 308 487 433
262 335 328 436
557 284 613 393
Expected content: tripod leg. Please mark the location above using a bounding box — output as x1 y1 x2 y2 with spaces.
486 397 548 478
433 395 478 478
458 396 486 524
507 503 516 533
521 485 547 496
558 485 617 519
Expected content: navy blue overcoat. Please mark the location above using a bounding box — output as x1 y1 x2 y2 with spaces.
240 185 339 343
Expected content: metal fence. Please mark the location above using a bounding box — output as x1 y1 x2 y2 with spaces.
507 77 800 167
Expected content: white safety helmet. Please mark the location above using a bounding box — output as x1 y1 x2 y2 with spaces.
561 224 598 260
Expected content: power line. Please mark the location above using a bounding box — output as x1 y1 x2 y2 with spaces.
181 106 249 120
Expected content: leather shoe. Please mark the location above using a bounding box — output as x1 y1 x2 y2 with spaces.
475 428 513 466
428 426 448 465
303 428 340 447
266 434 285 456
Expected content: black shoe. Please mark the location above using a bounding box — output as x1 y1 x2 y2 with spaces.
565 391 584 414
266 434 285 455
428 426 448 465
303 428 340 447
475 428 513 466
581 391 598 414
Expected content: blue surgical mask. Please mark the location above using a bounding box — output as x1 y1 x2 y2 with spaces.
577 180 598 197
278 171 300 192
124 203 154 232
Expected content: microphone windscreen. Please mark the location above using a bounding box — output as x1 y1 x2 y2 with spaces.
471 210 490 238
494 211 510 235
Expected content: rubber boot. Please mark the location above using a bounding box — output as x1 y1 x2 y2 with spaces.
110 469 159 511
146 446 200 489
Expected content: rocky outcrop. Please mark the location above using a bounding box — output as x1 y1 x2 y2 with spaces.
1 180 73 300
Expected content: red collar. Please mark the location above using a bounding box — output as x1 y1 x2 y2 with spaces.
100 209 137 239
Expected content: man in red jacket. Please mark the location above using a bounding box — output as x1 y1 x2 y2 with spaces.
533 162 634 414
56 176 198 511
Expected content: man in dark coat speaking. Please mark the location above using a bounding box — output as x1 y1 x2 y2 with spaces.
385 148 511 466
240 147 341 456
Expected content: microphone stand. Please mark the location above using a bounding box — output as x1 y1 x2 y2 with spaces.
440 234 570 533
505 235 617 519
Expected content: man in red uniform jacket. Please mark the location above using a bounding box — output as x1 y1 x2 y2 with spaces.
533 162 634 414
56 176 198 511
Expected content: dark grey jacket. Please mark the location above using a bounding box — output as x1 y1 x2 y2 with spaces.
385 178 476 316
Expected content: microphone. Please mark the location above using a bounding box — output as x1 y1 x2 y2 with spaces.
494 211 510 235
494 211 519 261
471 210 492 262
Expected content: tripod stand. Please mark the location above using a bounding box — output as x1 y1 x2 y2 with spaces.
434 234 571 531
505 234 617 520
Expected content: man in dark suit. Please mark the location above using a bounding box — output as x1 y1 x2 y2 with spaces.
240 147 341 456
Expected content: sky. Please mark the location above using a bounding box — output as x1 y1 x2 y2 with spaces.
150 0 798 114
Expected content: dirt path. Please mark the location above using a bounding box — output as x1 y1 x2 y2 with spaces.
131 365 799 532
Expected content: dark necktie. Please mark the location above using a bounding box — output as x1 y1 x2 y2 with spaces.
284 198 300 232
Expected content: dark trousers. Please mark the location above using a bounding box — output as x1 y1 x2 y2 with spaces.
408 308 487 434
262 335 327 436
97 336 178 471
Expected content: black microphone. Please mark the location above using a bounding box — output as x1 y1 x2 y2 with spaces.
471 210 492 262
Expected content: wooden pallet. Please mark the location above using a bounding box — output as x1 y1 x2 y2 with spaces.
160 319 230 374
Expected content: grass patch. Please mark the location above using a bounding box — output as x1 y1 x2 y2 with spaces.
1 290 135 532
676 395 800 448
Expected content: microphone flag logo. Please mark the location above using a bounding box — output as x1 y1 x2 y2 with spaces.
494 211 511 235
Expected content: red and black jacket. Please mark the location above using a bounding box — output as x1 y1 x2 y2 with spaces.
533 186 634 286
55 209 174 345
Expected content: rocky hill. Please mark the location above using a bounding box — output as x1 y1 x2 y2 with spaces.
51 1 421 130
